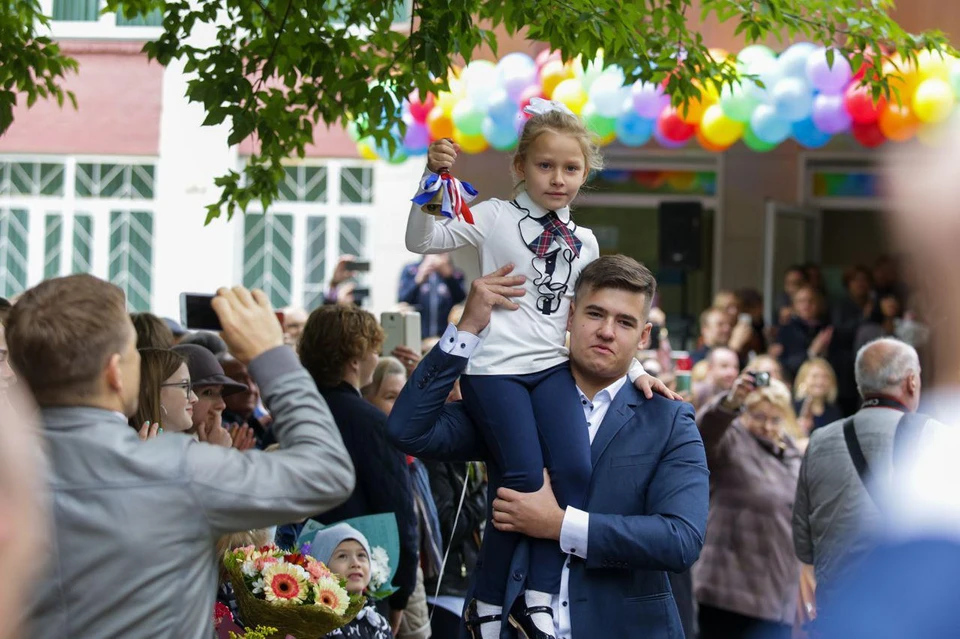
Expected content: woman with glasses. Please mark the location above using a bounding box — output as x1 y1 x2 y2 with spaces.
172 344 249 447
693 374 803 639
129 348 198 438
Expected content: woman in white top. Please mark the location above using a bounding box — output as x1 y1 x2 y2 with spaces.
406 100 671 639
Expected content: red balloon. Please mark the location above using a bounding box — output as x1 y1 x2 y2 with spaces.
518 84 546 119
844 84 886 125
408 92 435 124
657 107 696 142
852 121 886 148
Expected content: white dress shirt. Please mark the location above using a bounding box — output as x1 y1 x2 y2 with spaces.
440 324 631 638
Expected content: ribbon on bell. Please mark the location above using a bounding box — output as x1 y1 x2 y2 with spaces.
411 169 478 225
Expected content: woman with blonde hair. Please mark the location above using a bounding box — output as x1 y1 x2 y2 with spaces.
694 375 803 639
793 358 842 435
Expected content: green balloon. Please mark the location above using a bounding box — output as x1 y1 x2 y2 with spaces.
452 100 485 136
583 103 617 137
720 86 759 123
742 126 776 152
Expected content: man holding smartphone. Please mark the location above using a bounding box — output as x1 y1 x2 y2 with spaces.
399 254 467 339
10 276 356 639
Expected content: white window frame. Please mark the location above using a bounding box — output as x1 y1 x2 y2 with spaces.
237 158 377 309
0 154 159 307
40 0 163 40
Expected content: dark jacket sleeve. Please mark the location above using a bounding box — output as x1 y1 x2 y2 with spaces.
426 461 486 554
386 345 489 462
586 402 709 573
359 413 419 611
398 265 421 305
777 322 813 379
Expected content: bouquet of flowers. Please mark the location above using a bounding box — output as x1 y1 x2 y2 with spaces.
223 544 365 638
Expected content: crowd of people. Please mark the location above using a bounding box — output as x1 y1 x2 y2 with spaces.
3 101 960 639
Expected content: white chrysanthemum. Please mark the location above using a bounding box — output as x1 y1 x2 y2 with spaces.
252 578 266 595
241 560 258 577
369 546 390 590
314 576 350 615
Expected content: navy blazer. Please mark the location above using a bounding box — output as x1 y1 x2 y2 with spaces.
386 346 710 639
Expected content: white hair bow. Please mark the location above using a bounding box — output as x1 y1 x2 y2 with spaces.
523 97 575 118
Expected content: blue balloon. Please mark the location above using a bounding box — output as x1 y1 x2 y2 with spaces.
750 104 791 144
615 111 655 147
482 116 519 151
487 89 519 125
791 118 831 149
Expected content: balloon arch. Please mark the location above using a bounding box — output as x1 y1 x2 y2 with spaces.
351 44 960 162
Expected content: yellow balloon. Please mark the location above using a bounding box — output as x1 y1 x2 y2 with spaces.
882 57 921 103
540 59 574 99
699 104 744 146
453 128 489 154
597 130 617 146
551 78 588 115
707 48 730 62
436 90 457 116
357 141 378 160
913 78 955 123
917 50 951 82
917 122 948 147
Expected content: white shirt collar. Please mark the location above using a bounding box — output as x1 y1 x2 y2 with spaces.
515 190 572 223
577 375 629 408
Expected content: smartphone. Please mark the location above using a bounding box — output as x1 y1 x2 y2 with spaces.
381 311 422 356
350 260 371 272
750 371 771 388
180 293 285 331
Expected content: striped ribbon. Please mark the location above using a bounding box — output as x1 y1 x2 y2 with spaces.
412 171 478 224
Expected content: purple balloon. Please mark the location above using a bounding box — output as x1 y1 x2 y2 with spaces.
403 122 431 153
631 81 670 119
499 54 539 103
811 93 852 134
806 48 852 95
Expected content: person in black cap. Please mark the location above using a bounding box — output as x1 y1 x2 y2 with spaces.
163 317 189 345
172 344 251 448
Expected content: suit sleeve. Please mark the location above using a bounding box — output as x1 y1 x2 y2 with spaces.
184 347 355 534
386 345 489 462
585 402 709 573
793 445 815 564
359 414 419 611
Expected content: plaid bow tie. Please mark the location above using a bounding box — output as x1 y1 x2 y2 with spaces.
528 211 582 258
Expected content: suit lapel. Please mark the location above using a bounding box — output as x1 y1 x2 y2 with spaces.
590 384 640 467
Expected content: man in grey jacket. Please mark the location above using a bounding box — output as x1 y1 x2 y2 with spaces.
7 275 356 639
792 337 938 615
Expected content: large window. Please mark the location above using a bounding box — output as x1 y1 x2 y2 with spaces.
50 0 163 31
241 161 375 311
0 156 158 310
52 0 99 21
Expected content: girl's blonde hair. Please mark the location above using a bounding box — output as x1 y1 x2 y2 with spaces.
361 356 406 400
743 378 803 440
794 357 838 403
511 109 604 191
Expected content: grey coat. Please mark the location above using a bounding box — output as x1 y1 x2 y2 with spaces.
26 346 356 639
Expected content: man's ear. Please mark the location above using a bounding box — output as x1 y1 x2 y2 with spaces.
104 353 123 393
638 323 653 350
567 301 576 332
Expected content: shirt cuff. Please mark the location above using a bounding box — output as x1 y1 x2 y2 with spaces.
438 323 481 358
627 357 647 383
559 506 589 560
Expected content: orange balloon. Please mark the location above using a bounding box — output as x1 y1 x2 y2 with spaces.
696 129 729 152
878 102 919 142
427 106 455 140
540 59 575 98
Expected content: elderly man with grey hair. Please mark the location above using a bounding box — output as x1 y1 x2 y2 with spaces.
792 337 940 617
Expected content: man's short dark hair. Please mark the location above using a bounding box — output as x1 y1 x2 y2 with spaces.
574 255 657 317
6 275 130 404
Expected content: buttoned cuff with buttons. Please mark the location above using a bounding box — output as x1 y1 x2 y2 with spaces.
438 323 481 358
559 506 589 560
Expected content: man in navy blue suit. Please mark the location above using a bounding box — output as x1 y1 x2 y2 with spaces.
387 255 709 639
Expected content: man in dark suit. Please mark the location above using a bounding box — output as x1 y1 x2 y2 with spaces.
387 256 709 639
